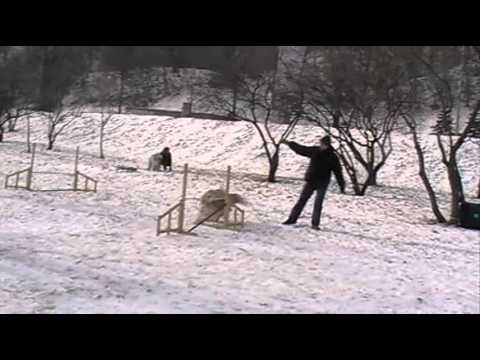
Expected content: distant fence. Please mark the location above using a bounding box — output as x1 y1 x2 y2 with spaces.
126 105 237 122
127 108 182 117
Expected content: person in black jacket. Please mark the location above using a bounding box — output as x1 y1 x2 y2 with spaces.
281 135 345 230
160 147 172 171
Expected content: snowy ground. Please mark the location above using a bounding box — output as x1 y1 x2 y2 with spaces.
0 114 479 313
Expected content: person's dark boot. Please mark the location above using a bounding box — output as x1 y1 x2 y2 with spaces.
282 220 296 225
311 225 320 230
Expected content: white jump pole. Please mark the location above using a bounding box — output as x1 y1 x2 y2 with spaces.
27 143 36 190
178 163 188 233
26 117 31 153
73 146 79 191
224 165 231 228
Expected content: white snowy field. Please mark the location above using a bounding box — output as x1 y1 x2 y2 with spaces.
0 114 479 313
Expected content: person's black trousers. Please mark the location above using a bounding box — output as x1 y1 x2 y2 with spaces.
286 182 329 226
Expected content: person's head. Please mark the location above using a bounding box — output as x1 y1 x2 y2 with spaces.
320 135 332 150
163 147 170 152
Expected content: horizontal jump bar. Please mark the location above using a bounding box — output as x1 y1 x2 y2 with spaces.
34 172 74 175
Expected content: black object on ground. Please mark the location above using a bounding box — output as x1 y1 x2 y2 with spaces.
116 166 138 172
459 202 480 230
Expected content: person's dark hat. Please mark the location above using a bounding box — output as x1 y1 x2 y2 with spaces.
320 136 332 146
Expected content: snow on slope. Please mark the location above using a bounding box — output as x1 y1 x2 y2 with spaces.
8 112 479 196
0 114 479 313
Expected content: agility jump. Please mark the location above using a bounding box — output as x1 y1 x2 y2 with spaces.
4 143 98 192
156 164 245 235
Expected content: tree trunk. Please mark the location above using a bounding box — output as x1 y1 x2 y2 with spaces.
447 156 465 224
336 149 365 196
47 120 54 150
162 67 170 95
409 123 447 223
347 165 364 195
348 171 363 196
0 125 4 142
366 168 378 186
267 148 280 183
346 167 364 195
8 116 17 132
39 46 53 112
26 117 31 153
232 83 238 116
47 138 54 150
477 177 480 199
417 157 447 223
365 145 378 186
463 46 471 107
352 183 362 195
99 123 105 159
118 70 126 114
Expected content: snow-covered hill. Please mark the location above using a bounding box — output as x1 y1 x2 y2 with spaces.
5 112 479 196
0 113 479 314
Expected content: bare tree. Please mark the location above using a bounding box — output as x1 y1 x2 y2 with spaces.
0 47 14 140
423 48 479 224
36 46 91 112
98 109 115 159
0 87 10 141
478 169 480 199
402 111 447 223
124 67 184 109
45 103 85 150
201 71 304 182
298 46 407 195
0 113 8 142
0 46 39 142
399 46 480 224
29 46 92 150
96 93 123 160
207 46 251 116
85 70 165 158
472 46 480 199
6 108 37 132
26 114 32 153
0 80 16 142
7 109 21 132
82 75 119 159
101 46 138 114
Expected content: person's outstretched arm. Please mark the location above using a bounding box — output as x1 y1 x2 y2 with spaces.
333 154 346 193
284 141 316 158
